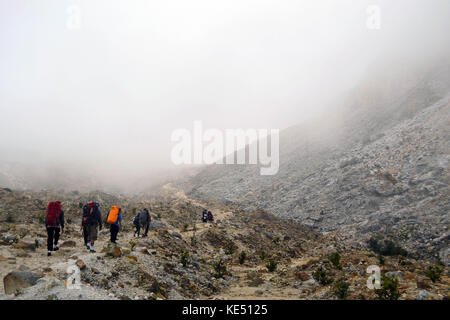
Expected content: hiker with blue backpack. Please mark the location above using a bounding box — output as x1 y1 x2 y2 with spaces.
45 201 65 257
202 209 208 223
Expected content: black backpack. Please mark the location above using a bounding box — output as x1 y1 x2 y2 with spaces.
133 215 139 226
82 203 90 225
138 209 149 225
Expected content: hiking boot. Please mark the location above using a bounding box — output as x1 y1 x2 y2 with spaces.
90 249 96 253
47 251 52 257
53 246 59 251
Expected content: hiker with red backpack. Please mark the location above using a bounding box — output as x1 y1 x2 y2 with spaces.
45 201 65 257
81 201 102 253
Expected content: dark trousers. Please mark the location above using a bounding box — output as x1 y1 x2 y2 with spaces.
144 223 150 236
82 225 88 245
135 222 149 237
47 226 60 251
110 224 119 243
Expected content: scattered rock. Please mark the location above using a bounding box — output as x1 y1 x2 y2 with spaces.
60 240 77 248
126 255 138 263
3 271 43 295
13 240 36 251
417 290 431 300
76 259 86 270
171 232 182 239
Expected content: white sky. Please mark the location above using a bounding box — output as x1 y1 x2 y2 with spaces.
1 0 449 182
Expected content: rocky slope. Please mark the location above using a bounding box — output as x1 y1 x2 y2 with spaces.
0 186 448 300
184 59 450 260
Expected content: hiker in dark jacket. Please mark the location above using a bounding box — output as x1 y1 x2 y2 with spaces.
207 211 214 223
133 214 140 237
136 209 151 237
85 201 102 253
80 203 90 249
45 201 64 257
202 209 208 223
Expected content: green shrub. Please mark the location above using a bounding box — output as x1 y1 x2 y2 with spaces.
265 260 278 272
273 237 280 244
334 279 350 299
213 259 227 278
378 254 385 266
239 251 247 265
328 252 342 270
180 250 190 267
368 237 408 257
67 218 72 224
129 240 136 251
38 214 45 224
425 265 444 283
375 274 401 300
313 267 333 285
190 235 197 246
259 251 267 261
224 242 236 255
6 214 14 223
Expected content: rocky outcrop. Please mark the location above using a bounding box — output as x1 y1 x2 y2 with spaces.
185 62 450 260
3 271 42 295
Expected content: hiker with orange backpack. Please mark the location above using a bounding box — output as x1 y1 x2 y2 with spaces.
45 201 65 257
106 206 122 244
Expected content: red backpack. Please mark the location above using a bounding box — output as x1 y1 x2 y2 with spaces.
46 201 61 227
82 202 96 224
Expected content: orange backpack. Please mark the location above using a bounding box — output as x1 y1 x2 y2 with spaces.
107 206 120 224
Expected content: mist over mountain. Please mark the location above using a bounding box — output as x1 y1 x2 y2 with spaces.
185 56 450 258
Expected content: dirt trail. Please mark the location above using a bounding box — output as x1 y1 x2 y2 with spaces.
162 183 234 239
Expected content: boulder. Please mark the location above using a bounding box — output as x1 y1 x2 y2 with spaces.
126 255 138 263
2 234 16 244
76 259 86 270
13 240 36 251
3 271 42 294
149 220 166 231
104 244 122 258
171 232 182 239
60 240 77 248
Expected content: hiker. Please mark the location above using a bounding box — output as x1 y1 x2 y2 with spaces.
136 208 151 237
81 203 90 249
133 213 140 237
106 206 122 244
45 201 64 257
202 209 208 223
82 201 102 253
207 210 214 223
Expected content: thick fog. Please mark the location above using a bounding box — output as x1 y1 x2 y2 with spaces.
1 0 449 192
